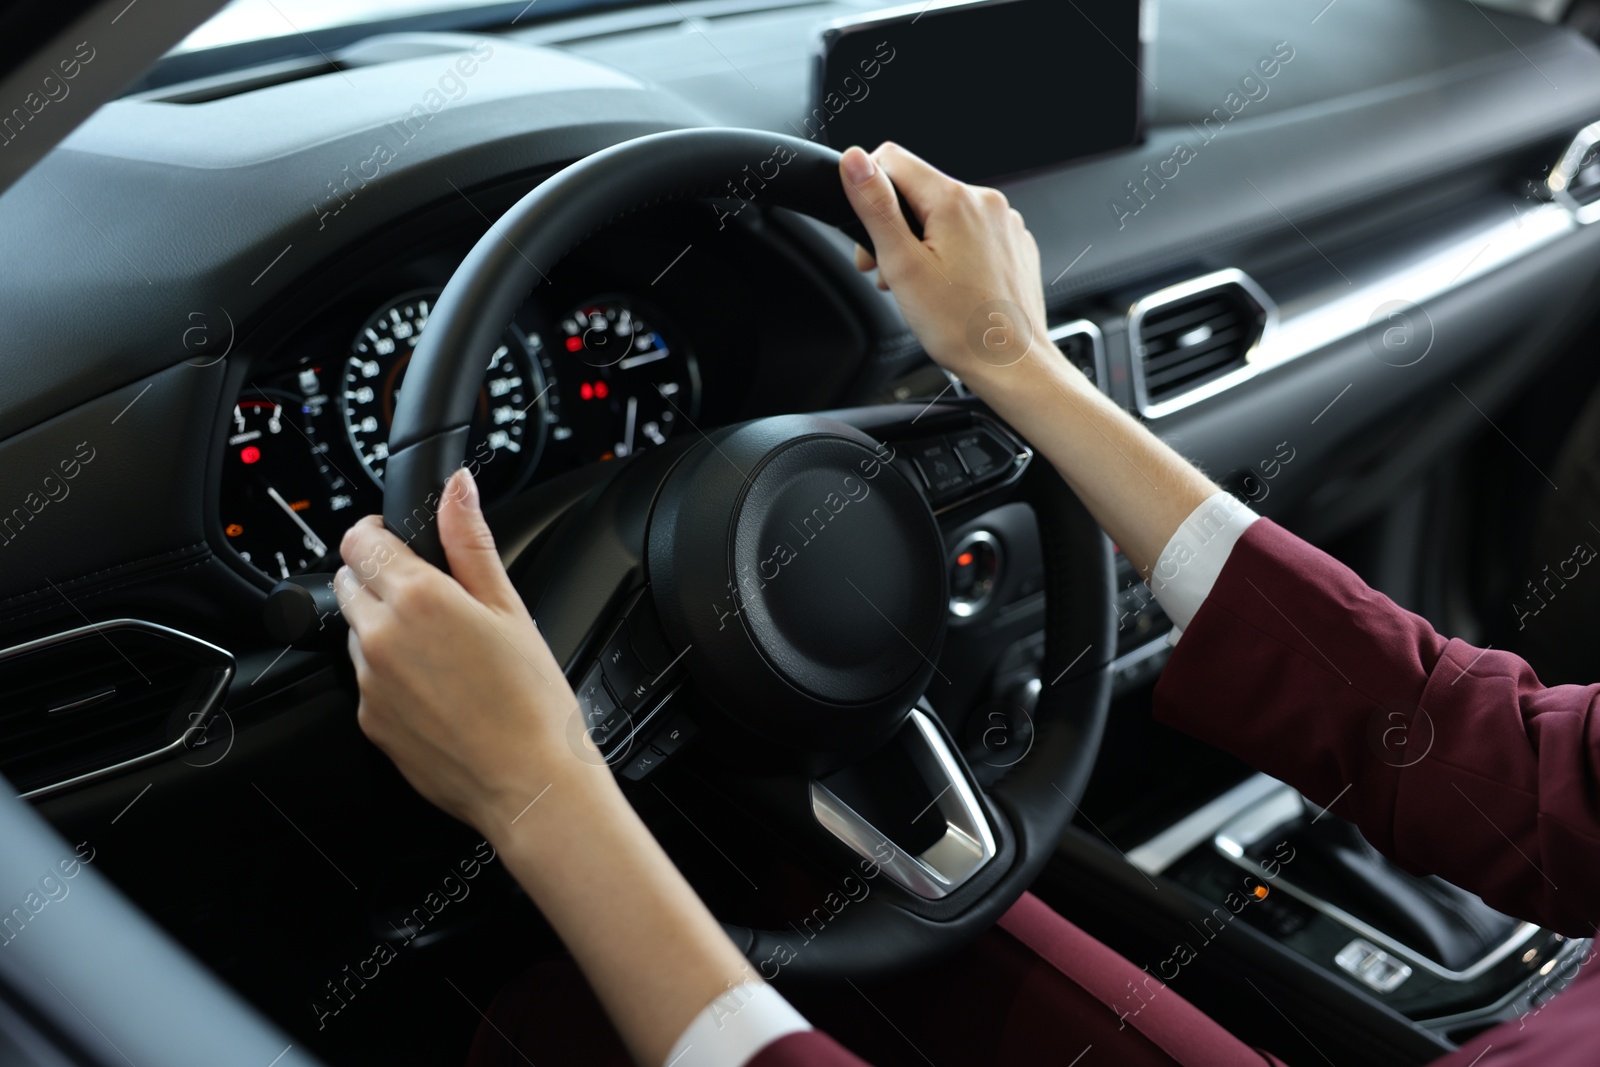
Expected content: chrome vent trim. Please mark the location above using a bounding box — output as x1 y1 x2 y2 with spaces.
1048 318 1107 393
1548 120 1600 224
1129 269 1276 419
2 620 235 801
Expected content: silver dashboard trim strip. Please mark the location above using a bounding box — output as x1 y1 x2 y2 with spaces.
1126 772 1286 875
1130 202 1578 419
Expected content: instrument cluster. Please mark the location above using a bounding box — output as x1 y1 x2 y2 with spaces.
218 289 701 580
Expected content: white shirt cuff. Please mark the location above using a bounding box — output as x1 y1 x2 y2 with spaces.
664 982 812 1067
1147 491 1260 637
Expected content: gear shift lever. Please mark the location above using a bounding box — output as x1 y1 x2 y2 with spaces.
1247 813 1519 971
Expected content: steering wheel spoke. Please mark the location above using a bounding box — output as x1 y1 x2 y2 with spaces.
810 701 998 901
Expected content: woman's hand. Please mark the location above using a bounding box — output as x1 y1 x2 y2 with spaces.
839 141 1221 580
839 142 1052 389
335 468 600 837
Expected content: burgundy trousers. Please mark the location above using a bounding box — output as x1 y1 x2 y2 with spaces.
463 892 1287 1067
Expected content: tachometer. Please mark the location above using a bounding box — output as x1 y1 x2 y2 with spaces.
218 390 339 579
343 290 549 498
556 296 699 463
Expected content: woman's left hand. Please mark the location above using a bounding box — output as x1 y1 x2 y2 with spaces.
335 468 601 837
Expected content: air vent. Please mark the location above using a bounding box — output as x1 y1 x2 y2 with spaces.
1049 320 1106 392
0 621 233 799
1130 270 1274 416
1549 121 1600 223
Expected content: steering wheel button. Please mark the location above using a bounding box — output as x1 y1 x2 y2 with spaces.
598 714 636 750
619 745 666 782
910 439 971 501
651 713 697 756
950 429 1008 482
600 627 652 709
575 664 620 732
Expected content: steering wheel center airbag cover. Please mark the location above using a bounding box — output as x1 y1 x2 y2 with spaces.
648 415 946 760
734 435 941 701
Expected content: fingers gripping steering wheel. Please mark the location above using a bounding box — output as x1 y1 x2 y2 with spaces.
385 128 1116 981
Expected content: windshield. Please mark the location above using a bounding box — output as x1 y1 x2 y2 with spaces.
174 0 624 53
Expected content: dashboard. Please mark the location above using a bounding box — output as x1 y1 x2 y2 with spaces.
217 282 700 580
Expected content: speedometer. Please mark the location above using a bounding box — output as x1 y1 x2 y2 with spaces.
343 290 548 498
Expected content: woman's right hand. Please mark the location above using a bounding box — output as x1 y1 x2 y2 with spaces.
838 142 1055 390
840 141 1222 577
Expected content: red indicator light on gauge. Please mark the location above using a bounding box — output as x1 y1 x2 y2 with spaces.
594 380 609 399
579 381 609 401
240 445 262 465
566 336 584 353
957 552 974 567
580 382 593 400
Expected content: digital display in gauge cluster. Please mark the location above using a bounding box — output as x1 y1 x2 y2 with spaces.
554 296 700 464
219 289 700 580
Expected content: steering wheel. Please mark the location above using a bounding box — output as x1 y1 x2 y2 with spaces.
383 128 1116 981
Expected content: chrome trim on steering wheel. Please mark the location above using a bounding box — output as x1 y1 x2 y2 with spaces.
809 708 997 900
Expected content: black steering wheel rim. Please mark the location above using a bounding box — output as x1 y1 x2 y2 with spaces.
384 128 877 565
384 127 1116 981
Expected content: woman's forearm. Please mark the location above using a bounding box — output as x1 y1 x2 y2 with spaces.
970 346 1219 581
483 759 756 1067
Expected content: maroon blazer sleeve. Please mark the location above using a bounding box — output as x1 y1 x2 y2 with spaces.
1153 519 1600 937
746 1031 871 1066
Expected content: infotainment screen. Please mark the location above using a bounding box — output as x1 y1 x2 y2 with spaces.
811 0 1144 183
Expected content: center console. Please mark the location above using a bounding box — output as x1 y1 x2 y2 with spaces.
1123 774 1590 1048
